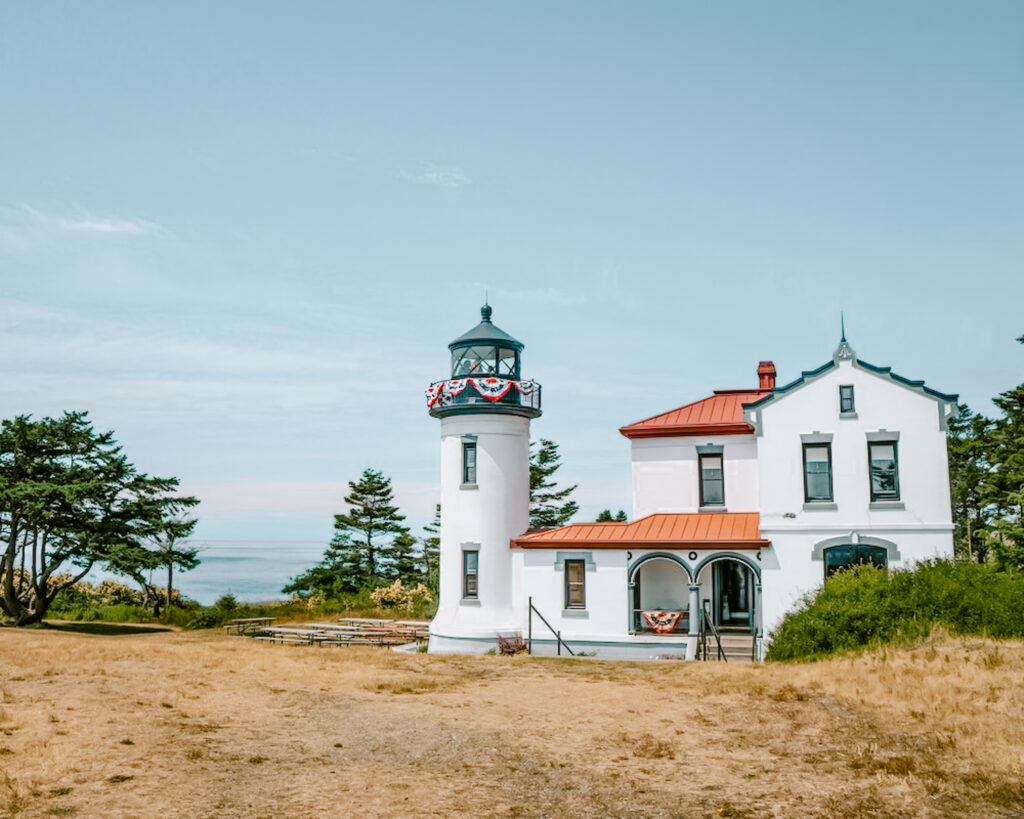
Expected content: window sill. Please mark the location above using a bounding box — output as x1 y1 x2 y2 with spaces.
460 483 478 491
460 598 481 606
562 609 589 618
839 412 859 420
869 500 904 510
803 502 837 511
699 505 727 513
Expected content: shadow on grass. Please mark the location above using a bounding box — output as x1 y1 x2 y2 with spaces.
42 621 174 636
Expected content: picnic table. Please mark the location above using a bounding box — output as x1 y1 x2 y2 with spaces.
224 617 276 635
244 617 431 649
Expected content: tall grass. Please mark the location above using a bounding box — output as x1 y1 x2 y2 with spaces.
767 559 1024 661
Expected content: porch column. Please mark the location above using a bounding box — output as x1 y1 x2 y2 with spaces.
686 583 700 660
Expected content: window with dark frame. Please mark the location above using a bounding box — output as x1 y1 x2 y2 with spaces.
462 441 477 485
462 550 478 599
840 385 855 414
868 441 900 501
803 443 833 502
699 453 725 506
823 544 887 578
564 559 585 609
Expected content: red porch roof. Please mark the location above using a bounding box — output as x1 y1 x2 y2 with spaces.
619 390 768 439
512 513 768 549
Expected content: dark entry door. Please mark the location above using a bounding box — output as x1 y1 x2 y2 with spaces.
713 561 752 629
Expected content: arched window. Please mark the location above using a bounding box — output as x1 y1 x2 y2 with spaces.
823 544 887 579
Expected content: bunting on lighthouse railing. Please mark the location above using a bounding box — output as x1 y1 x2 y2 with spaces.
426 378 540 408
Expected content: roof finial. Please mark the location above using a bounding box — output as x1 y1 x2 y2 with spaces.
481 293 492 323
833 314 856 363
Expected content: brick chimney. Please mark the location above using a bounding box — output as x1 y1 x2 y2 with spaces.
758 361 776 391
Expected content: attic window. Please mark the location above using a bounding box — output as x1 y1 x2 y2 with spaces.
840 385 855 414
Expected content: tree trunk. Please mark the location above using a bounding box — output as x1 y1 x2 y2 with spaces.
167 560 173 609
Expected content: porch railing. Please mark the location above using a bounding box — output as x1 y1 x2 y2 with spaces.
527 597 575 656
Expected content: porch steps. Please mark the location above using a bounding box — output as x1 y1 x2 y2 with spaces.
708 633 756 663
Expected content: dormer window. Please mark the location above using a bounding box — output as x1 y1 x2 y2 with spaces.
840 385 855 414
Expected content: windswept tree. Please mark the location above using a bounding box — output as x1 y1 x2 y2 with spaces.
529 439 579 529
0 412 199 625
284 468 407 596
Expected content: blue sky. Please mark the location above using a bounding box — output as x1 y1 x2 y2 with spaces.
1 2 1022 543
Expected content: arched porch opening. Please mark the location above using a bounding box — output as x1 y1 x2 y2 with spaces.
628 554 692 635
694 554 761 634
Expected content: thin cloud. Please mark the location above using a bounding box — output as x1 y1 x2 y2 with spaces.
53 213 166 236
0 205 169 253
399 162 470 188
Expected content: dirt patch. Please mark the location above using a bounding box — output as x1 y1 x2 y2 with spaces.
1 629 1022 817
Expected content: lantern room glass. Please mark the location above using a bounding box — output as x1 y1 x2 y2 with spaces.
450 345 520 379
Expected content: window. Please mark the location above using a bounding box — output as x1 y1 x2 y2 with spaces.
564 559 585 609
868 441 899 501
823 544 887 578
462 550 478 598
451 345 497 377
803 444 833 502
699 453 725 506
462 441 477 485
840 385 855 414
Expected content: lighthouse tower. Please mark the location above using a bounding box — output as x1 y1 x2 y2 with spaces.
425 304 541 653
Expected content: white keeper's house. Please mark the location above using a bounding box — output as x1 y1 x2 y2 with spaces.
425 305 958 660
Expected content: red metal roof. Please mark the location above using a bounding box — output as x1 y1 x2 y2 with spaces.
619 390 768 439
512 513 768 549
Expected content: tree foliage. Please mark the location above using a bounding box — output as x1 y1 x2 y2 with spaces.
946 332 1024 570
596 509 628 522
421 504 440 593
0 412 199 625
284 468 413 597
529 439 578 529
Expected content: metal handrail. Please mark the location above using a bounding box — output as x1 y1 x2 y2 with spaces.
699 602 726 662
527 596 576 656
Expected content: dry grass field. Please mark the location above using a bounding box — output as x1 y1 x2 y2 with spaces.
1 626 1022 818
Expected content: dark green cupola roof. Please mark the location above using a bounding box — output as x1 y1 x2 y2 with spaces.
449 303 524 351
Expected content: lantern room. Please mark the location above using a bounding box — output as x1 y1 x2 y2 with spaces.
448 303 523 379
425 303 541 419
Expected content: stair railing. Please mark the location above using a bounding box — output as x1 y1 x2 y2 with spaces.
527 596 576 656
699 600 726 662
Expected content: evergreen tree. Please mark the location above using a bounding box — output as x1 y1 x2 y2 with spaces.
387 527 422 585
986 334 1024 569
421 504 441 593
0 412 198 625
529 439 579 529
947 405 995 562
596 509 628 522
283 468 406 596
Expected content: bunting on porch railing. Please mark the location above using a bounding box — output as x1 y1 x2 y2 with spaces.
426 378 539 408
642 610 683 634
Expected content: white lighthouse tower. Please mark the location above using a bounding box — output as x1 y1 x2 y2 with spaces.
425 304 541 654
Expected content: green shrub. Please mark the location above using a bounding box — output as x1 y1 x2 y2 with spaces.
767 560 1024 661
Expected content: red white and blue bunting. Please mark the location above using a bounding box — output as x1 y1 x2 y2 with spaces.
641 610 683 634
425 378 539 408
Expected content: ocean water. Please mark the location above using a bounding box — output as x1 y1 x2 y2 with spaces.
85 541 329 606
